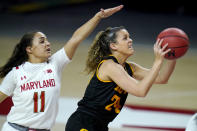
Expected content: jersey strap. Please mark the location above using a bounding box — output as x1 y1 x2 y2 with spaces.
103 55 119 64
96 55 119 73
103 55 133 76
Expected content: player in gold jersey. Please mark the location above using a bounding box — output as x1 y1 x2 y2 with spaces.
66 26 176 131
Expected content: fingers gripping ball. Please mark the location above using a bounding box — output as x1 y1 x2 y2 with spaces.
157 27 189 60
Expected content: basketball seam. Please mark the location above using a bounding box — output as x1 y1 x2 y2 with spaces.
159 35 189 41
168 45 188 48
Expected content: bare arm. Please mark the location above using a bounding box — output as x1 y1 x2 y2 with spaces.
100 39 171 97
64 5 123 60
155 60 176 84
129 54 176 84
130 60 176 84
107 59 162 97
0 91 8 103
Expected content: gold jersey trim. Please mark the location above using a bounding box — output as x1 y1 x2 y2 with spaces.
96 60 112 83
126 62 134 75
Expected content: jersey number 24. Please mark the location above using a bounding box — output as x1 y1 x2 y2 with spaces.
105 94 121 113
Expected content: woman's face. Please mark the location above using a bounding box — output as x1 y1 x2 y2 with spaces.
28 32 51 62
114 29 134 56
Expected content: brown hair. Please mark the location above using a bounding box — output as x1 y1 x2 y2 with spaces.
0 31 38 78
85 26 125 74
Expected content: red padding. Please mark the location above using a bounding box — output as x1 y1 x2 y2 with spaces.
123 124 185 131
125 104 196 115
0 97 13 115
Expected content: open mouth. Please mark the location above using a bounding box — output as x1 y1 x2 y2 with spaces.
46 48 51 54
46 48 51 52
128 45 133 49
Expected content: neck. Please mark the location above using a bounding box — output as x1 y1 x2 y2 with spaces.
28 56 47 63
112 53 129 65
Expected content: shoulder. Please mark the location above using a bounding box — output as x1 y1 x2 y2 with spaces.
12 64 24 74
97 59 124 82
100 59 124 74
11 65 22 72
3 66 19 81
102 59 122 68
49 48 71 63
7 64 26 77
126 61 143 72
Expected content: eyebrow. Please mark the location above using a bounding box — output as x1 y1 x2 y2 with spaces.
39 37 46 40
122 34 128 37
124 32 130 37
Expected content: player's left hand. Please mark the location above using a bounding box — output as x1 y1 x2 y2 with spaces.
154 38 171 61
97 5 124 19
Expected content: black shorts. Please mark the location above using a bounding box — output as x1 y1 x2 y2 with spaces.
65 110 108 131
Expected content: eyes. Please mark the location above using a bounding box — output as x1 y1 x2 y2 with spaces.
123 36 127 40
39 37 47 44
40 39 45 44
123 35 130 40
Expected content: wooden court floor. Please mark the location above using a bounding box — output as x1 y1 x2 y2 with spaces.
0 37 197 130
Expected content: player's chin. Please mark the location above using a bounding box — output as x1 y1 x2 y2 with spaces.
47 51 52 55
46 53 52 58
125 52 133 58
128 49 134 56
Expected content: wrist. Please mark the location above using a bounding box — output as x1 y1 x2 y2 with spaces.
167 59 176 64
95 13 102 20
153 59 162 67
168 59 176 62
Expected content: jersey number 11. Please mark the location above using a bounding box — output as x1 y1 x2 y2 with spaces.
33 91 45 113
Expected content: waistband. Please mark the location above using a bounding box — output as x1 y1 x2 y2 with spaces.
77 106 110 125
8 122 50 131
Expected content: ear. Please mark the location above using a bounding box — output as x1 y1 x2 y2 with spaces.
109 43 117 51
26 46 32 54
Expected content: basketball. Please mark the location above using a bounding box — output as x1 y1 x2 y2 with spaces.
157 27 189 60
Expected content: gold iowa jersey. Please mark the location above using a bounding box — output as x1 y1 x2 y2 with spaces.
78 56 133 123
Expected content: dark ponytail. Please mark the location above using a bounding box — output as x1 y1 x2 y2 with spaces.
85 26 125 74
0 31 37 78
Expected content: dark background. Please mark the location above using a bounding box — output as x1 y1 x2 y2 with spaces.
0 0 196 48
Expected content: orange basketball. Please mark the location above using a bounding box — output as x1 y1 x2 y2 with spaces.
157 27 189 60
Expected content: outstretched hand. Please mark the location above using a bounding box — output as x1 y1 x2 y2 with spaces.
97 5 124 19
154 39 171 61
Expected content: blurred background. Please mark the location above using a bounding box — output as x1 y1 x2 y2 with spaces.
0 0 197 130
0 0 197 45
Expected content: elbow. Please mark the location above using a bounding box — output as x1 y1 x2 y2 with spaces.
129 84 150 97
162 80 168 84
158 79 169 84
136 94 146 97
138 92 148 97
132 90 148 97
156 75 170 84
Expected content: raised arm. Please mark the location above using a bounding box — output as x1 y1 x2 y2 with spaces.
64 5 123 60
